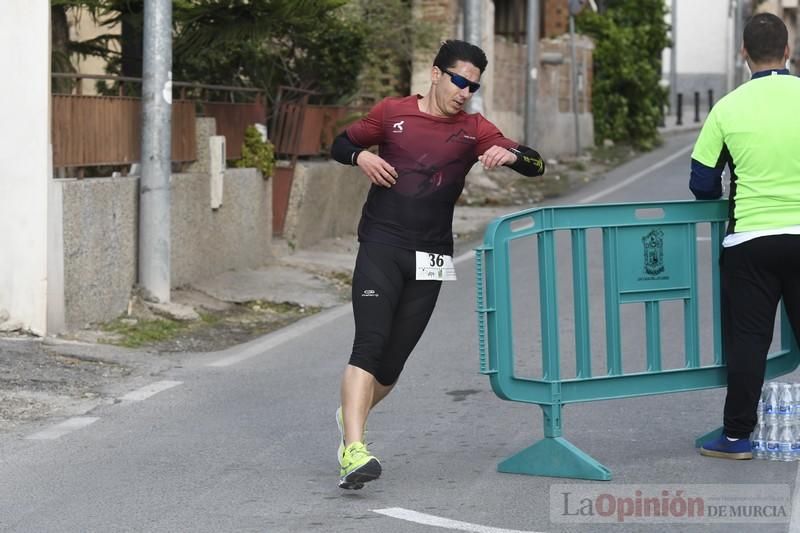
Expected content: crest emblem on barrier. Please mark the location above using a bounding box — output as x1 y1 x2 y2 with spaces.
642 229 665 276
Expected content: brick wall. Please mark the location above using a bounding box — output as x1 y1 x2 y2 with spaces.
543 0 569 38
417 0 459 35
493 37 526 115
410 0 461 95
540 35 593 114
493 35 593 115
495 0 571 40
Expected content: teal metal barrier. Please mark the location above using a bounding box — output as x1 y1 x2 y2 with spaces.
474 200 800 480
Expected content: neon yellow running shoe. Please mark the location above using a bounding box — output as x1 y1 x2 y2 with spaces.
338 441 381 490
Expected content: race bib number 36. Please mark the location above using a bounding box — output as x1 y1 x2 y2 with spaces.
415 251 457 281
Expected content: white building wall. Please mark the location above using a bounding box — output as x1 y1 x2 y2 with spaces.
663 0 734 107
0 1 55 334
673 0 731 73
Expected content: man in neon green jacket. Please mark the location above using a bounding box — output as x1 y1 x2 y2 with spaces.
690 12 800 460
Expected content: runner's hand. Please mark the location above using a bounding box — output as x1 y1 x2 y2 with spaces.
478 145 516 170
356 151 398 187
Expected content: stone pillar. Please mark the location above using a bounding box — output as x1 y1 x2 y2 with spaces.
185 117 217 175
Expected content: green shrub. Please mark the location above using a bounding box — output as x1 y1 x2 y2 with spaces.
577 0 669 150
236 125 275 178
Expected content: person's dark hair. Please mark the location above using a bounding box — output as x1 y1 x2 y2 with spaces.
743 13 788 64
433 39 488 73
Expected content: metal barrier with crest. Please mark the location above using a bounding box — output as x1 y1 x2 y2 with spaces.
474 200 800 480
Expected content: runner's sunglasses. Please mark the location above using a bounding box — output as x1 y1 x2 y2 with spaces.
442 69 481 93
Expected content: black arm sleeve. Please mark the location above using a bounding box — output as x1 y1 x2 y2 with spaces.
506 145 546 177
331 131 366 166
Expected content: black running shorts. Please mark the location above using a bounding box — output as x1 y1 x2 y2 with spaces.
349 241 442 386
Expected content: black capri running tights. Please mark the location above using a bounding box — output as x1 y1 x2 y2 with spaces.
349 242 442 386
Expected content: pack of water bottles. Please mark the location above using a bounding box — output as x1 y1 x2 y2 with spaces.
751 381 800 460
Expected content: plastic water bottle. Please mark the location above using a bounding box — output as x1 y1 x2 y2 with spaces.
752 422 767 459
779 421 795 461
766 422 781 460
778 383 794 421
792 429 800 462
792 382 800 423
764 382 780 424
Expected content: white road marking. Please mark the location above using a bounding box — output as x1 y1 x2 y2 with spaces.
373 507 545 533
26 417 99 440
788 464 800 532
578 143 694 204
207 305 351 367
119 380 183 402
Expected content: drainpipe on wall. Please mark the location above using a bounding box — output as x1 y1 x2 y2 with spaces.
139 0 172 303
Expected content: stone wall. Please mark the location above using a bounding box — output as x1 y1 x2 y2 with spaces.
410 0 461 96
492 37 527 140
60 115 272 329
492 33 595 153
282 162 371 250
61 177 138 329
535 35 595 154
543 0 569 38
416 0 459 31
61 167 270 329
171 169 271 288
539 35 593 115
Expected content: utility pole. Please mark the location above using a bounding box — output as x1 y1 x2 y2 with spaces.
463 0 484 114
670 0 678 114
139 0 172 303
525 0 540 146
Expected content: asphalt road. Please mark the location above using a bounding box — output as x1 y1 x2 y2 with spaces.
1 130 797 533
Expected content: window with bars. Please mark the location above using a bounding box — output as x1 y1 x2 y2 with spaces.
494 0 529 43
495 0 569 42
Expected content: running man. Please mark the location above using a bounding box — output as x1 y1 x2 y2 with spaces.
330 39 545 488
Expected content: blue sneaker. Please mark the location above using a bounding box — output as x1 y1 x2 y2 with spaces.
700 435 752 460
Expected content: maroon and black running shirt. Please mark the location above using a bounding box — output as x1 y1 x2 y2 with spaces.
346 95 520 255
